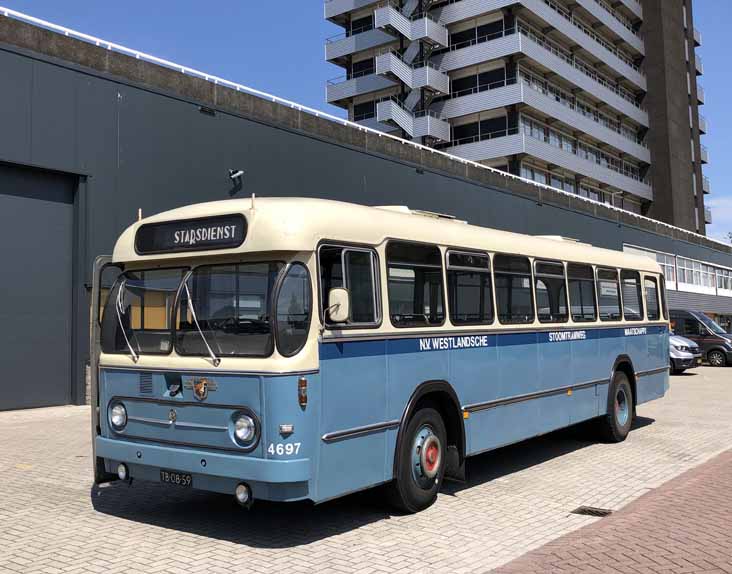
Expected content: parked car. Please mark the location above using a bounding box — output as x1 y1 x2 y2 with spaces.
669 309 732 367
669 335 703 375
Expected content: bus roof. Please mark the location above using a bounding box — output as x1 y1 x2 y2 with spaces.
112 197 662 273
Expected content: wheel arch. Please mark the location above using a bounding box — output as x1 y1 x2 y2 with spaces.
393 380 465 478
612 355 637 407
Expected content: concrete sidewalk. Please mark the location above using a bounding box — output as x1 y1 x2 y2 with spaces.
495 448 732 574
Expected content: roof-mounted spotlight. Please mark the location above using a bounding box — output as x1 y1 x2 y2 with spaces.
229 169 245 181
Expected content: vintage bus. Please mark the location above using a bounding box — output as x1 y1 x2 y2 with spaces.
90 197 669 512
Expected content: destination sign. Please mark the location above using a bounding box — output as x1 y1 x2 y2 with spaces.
135 214 247 254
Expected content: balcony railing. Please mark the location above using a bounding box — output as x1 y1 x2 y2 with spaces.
695 55 703 75
702 175 711 194
516 21 643 110
537 0 641 72
697 85 705 104
698 114 707 134
517 67 646 147
700 144 709 164
434 126 520 149
590 0 640 38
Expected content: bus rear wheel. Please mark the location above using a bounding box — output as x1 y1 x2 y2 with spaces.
597 371 634 443
388 407 446 513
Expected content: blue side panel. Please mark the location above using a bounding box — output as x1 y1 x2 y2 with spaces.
537 333 570 433
317 340 388 501
636 372 666 404
570 331 603 420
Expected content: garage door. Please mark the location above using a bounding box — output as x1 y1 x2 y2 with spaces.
0 164 76 410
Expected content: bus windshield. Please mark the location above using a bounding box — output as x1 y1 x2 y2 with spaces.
100 268 187 356
175 262 283 358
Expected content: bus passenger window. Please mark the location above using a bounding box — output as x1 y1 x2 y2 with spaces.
447 251 493 325
494 255 534 324
597 268 622 321
645 277 660 321
621 270 644 321
319 245 379 326
387 242 445 327
567 263 597 322
534 261 568 323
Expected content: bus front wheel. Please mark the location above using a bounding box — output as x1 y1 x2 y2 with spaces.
388 407 447 513
597 371 634 443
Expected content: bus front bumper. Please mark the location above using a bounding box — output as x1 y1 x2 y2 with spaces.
95 436 311 502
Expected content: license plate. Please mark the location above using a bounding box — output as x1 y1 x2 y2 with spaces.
159 469 192 487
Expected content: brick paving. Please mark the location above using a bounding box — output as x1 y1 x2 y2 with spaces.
495 449 732 574
0 367 731 573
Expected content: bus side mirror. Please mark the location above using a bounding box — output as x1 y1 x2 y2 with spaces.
327 288 350 324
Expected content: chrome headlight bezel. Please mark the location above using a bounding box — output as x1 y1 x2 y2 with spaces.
109 402 128 431
231 410 260 449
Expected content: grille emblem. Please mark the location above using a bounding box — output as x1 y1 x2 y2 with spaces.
184 377 217 401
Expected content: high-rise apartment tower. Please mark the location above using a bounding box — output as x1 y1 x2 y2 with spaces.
325 0 709 233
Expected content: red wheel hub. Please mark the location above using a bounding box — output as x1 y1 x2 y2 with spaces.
424 442 439 472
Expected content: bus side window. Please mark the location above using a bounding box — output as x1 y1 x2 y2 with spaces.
319 245 379 327
597 268 622 321
567 263 597 322
621 270 644 321
644 276 660 321
446 251 493 325
534 261 568 324
659 276 668 320
494 254 534 325
387 242 445 328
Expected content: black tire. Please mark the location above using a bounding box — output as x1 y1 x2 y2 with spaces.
708 350 727 367
387 407 447 513
596 371 634 443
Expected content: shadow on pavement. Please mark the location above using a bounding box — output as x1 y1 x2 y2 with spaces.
90 417 655 548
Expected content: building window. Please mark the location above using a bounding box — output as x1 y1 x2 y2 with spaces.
350 58 374 79
353 101 376 121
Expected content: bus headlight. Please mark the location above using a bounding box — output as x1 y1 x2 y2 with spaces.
110 403 127 430
234 414 256 444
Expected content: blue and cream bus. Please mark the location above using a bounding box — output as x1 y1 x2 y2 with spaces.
90 197 669 512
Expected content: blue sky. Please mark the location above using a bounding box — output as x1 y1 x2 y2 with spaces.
1 0 729 241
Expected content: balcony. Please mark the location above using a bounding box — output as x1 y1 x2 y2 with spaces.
374 4 448 47
325 28 396 62
432 24 648 126
702 175 711 194
574 0 644 54
377 98 451 141
324 0 378 21
695 54 703 76
326 72 398 105
354 115 400 134
376 50 450 94
443 128 652 200
704 206 712 225
433 0 645 65
697 85 705 105
700 144 709 164
431 72 649 162
616 0 642 19
699 114 707 134
693 26 702 47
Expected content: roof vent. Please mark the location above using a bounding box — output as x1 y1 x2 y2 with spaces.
374 205 466 223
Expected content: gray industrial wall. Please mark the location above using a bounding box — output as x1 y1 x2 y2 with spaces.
0 16 730 409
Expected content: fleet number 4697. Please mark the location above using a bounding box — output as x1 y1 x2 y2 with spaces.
267 442 301 456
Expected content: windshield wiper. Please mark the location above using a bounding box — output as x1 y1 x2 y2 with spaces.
115 280 139 363
183 277 221 367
